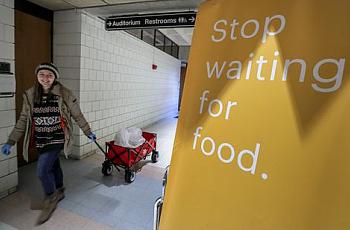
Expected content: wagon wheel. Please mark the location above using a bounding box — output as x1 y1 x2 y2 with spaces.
125 170 136 183
102 161 113 176
151 150 159 163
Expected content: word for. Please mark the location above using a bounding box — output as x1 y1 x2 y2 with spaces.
199 90 237 120
193 127 261 175
206 53 345 93
211 14 286 44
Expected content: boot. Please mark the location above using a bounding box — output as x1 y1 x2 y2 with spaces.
30 187 65 210
57 187 65 202
36 192 58 225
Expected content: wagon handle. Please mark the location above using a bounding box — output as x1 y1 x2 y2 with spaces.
94 141 106 154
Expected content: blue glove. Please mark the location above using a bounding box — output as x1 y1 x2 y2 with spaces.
1 144 12 156
87 132 97 142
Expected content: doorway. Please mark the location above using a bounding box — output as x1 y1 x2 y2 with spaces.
15 1 52 166
178 62 187 112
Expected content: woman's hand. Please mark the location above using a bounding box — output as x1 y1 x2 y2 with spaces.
87 132 97 142
1 144 12 155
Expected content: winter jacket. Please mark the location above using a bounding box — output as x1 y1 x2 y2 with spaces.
6 82 91 161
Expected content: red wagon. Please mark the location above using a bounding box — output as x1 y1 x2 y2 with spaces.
95 131 159 183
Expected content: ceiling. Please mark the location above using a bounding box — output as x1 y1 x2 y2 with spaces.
26 0 205 46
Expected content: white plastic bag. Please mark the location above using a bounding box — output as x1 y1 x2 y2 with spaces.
114 127 145 148
114 128 129 147
127 127 145 147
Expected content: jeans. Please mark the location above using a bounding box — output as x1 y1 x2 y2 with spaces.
37 148 64 196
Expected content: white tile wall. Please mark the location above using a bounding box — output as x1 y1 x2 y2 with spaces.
0 41 14 59
54 10 181 159
0 96 14 111
0 0 17 199
0 160 8 177
0 4 14 25
2 0 14 8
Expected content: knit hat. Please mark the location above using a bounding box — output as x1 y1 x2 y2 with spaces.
35 63 60 79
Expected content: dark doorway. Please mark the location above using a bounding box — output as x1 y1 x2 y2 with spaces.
178 62 187 112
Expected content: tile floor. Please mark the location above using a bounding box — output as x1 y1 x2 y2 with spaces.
0 117 177 230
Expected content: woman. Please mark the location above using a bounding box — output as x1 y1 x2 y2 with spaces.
1 63 96 224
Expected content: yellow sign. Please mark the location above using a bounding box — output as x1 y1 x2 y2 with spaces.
160 0 350 229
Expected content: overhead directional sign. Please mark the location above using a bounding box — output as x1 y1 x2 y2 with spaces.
105 12 196 31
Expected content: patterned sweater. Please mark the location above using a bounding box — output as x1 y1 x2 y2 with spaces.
33 94 65 152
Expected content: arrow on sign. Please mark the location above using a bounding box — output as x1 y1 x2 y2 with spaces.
189 16 195 23
107 21 112 26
